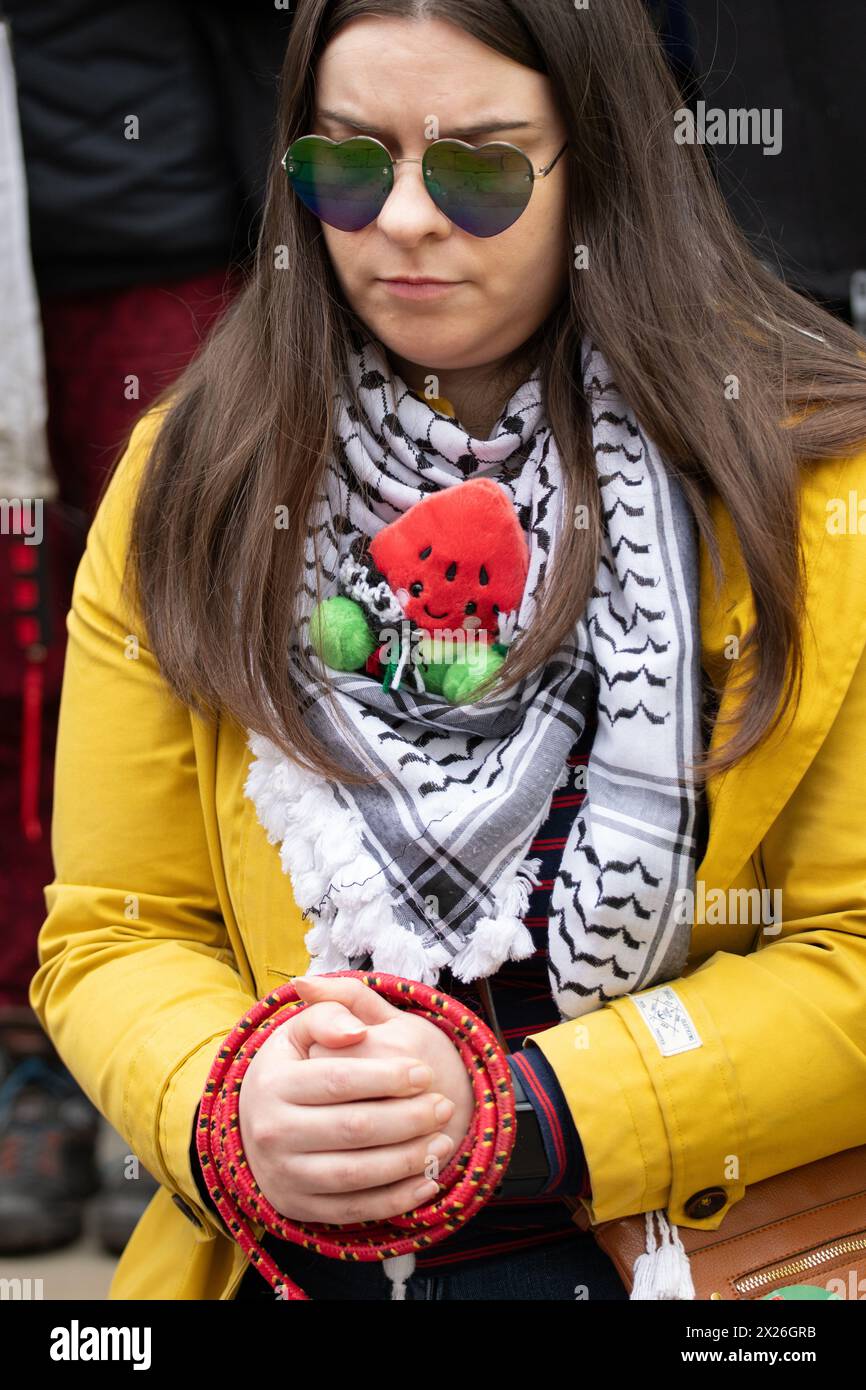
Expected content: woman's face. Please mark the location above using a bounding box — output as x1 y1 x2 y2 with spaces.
309 16 571 375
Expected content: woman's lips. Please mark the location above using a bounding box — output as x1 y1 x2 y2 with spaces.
379 279 462 300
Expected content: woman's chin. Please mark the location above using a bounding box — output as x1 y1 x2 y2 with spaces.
367 322 492 377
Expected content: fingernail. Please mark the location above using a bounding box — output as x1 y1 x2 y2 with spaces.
339 1023 365 1037
434 1097 454 1123
429 1133 454 1159
409 1064 433 1086
414 1179 439 1201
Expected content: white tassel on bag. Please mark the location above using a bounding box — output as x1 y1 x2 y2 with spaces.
630 1210 696 1299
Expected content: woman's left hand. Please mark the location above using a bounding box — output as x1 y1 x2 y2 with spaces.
291 974 475 1158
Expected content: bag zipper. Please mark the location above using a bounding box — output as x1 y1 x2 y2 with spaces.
733 1233 866 1293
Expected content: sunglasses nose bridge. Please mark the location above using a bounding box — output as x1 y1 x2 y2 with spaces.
378 154 449 230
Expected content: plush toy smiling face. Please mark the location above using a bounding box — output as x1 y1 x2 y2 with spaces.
368 478 529 634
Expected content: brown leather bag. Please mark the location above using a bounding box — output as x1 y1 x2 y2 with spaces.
566 1145 866 1300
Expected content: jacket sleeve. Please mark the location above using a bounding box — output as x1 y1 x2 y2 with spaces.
527 631 866 1230
506 1050 591 1197
29 406 258 1240
190 1100 231 1231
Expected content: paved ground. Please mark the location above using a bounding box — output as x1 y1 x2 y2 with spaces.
0 1222 117 1300
0 1122 136 1301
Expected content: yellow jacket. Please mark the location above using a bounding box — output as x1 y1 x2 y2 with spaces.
30 404 866 1299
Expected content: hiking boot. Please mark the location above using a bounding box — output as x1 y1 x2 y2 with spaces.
0 1008 101 1253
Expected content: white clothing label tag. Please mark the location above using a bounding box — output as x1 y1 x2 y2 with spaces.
629 985 703 1056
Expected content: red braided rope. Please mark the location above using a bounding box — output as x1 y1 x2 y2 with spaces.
196 970 517 1299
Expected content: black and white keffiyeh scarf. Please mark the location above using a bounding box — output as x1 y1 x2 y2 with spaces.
244 330 704 1025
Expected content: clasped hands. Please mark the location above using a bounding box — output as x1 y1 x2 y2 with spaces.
237 973 475 1226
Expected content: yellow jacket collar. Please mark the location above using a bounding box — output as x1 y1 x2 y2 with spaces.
698 447 866 889
409 385 455 417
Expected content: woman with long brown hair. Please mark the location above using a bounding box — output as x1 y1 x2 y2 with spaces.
32 0 866 1301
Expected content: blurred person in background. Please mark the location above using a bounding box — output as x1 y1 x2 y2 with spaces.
0 0 290 1258
665 0 866 328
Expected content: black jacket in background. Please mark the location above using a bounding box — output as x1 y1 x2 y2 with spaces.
685 0 866 322
2 0 292 293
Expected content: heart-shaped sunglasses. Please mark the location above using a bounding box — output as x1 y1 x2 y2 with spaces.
281 134 569 238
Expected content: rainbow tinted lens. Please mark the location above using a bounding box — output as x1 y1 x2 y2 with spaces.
283 136 393 233
423 141 534 237
283 136 535 237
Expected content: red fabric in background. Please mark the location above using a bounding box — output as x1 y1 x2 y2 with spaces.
0 265 242 1007
43 267 243 518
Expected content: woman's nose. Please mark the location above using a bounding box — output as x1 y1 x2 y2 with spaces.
376 158 450 240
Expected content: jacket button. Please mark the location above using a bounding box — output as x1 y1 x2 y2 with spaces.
684 1187 727 1219
171 1193 203 1228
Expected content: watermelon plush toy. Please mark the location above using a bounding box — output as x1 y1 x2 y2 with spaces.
310 478 529 703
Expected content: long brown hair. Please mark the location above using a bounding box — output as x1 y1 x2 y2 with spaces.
122 0 866 785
